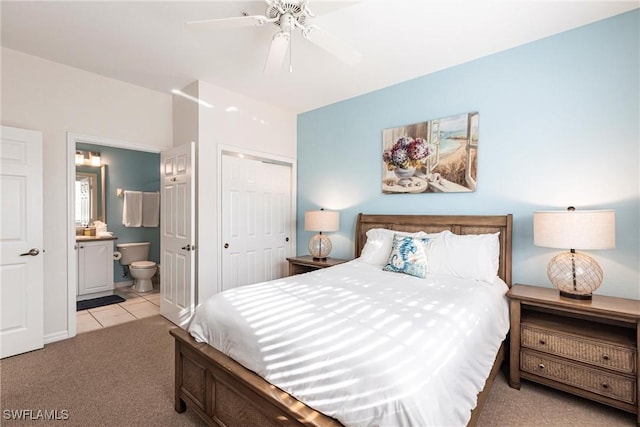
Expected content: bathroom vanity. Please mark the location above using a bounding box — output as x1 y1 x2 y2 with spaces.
77 236 117 300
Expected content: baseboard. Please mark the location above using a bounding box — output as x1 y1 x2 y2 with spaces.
115 281 133 288
77 289 114 301
44 330 70 344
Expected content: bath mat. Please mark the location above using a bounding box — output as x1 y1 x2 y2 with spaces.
77 295 125 311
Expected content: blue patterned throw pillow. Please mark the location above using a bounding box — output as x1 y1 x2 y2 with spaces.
382 234 430 278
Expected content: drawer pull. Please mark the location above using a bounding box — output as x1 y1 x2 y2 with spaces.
602 354 610 361
538 363 545 370
538 339 546 345
601 383 609 389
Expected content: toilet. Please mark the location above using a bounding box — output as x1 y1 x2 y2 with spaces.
116 242 157 293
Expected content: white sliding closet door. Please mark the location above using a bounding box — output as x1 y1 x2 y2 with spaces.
221 153 292 291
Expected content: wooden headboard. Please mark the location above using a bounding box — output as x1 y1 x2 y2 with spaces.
354 213 513 287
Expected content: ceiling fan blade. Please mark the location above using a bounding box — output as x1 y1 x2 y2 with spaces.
185 15 269 30
300 0 361 17
304 26 362 65
263 31 290 74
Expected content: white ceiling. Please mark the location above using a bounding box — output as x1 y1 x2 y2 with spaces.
2 1 637 113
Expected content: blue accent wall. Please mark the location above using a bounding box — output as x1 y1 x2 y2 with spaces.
297 11 639 299
77 143 160 283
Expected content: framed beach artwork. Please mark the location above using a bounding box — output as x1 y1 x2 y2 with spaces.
382 112 479 194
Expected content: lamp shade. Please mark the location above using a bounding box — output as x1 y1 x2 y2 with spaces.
533 210 615 250
304 210 339 232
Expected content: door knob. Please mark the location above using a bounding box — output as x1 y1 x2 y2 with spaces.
224 243 229 249
181 244 191 251
20 248 40 256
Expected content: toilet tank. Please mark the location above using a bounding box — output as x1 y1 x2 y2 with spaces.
116 242 150 266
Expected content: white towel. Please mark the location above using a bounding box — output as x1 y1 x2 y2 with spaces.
122 191 143 227
142 192 160 227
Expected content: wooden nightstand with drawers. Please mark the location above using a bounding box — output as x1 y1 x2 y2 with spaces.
507 284 640 423
286 255 349 276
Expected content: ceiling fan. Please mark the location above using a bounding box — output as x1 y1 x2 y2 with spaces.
186 0 362 74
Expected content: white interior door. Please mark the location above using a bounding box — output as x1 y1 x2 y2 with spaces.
160 142 196 328
221 154 292 291
1 126 44 358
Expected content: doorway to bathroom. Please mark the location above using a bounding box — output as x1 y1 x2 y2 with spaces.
66 133 164 336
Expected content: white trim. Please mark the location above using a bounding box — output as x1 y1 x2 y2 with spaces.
115 281 134 288
217 144 296 167
44 330 70 345
77 290 115 301
68 132 163 153
216 144 297 294
67 135 77 338
66 132 161 339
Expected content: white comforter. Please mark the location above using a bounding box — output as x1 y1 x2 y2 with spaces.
188 259 510 427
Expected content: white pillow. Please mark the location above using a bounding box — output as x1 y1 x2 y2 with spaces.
360 228 441 266
426 230 500 283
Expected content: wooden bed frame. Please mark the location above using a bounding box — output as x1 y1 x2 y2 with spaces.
171 213 513 427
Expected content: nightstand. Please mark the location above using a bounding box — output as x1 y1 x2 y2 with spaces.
286 255 349 276
507 284 639 423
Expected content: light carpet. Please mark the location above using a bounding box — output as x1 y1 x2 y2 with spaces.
0 315 635 426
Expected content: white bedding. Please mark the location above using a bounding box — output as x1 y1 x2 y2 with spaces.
188 259 510 427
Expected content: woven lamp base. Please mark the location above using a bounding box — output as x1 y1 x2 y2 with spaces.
547 251 603 299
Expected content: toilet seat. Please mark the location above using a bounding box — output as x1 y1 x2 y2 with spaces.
129 261 157 293
131 261 156 269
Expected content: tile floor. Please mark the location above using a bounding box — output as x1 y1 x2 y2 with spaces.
77 286 161 334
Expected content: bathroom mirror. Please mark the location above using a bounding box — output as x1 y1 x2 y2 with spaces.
75 164 106 226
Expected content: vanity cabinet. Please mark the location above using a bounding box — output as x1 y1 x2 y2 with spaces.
77 239 114 297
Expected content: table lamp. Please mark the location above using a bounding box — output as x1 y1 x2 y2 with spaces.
304 209 339 260
533 206 615 299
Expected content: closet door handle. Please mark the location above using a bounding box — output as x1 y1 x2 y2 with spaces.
181 244 191 251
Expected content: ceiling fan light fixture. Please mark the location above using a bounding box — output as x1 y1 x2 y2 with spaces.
267 1 308 27
187 0 362 74
278 13 297 32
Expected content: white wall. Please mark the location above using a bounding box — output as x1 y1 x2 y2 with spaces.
197 81 296 160
174 80 297 303
172 82 199 147
1 48 173 341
